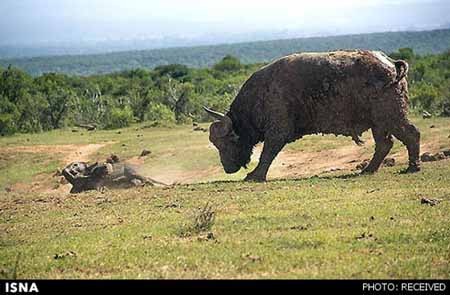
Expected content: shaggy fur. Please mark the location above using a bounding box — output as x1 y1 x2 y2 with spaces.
207 50 420 181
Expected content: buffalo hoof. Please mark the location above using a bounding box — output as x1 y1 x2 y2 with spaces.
403 165 421 174
360 168 377 175
244 173 266 182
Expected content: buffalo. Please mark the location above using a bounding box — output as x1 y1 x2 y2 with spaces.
205 50 420 181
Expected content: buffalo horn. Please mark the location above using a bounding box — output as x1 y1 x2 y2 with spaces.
203 106 225 121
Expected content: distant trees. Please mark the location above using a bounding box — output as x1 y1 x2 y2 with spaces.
0 65 46 134
390 47 415 62
0 50 448 136
391 48 450 114
213 55 242 72
0 94 19 135
2 29 450 76
34 73 75 129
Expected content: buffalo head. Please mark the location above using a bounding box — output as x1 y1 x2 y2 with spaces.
204 106 252 173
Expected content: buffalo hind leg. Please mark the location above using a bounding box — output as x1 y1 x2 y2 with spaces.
361 128 394 174
392 123 421 173
245 136 286 182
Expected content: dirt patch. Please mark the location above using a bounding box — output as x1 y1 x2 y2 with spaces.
3 138 447 189
0 143 112 164
3 142 114 194
149 166 222 185
251 140 443 181
257 143 368 180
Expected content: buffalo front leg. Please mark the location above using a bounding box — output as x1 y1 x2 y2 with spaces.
361 128 394 174
244 137 285 182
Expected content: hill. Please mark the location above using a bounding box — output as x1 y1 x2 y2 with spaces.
1 29 450 76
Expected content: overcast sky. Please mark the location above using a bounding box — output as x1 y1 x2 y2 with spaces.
1 0 449 45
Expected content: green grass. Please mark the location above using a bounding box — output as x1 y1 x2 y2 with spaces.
1 162 449 278
0 152 59 190
0 116 449 278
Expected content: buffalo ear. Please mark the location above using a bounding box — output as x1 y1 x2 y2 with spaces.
209 116 234 140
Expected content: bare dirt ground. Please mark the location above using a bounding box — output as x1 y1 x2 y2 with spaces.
264 144 368 179
2 139 443 192
2 143 112 194
1 143 110 164
254 139 442 180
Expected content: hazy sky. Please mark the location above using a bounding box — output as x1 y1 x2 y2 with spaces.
1 0 449 45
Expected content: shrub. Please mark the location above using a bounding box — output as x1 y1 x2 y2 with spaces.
177 203 215 237
143 103 175 123
103 106 134 129
410 83 441 112
213 55 242 72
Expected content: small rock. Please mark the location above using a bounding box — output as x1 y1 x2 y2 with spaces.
324 167 341 173
430 125 436 128
421 152 436 162
71 129 78 132
383 157 395 167
106 154 120 163
290 225 308 230
421 152 447 162
116 131 121 134
356 159 370 170
140 149 151 157
197 232 215 242
193 126 207 132
420 197 440 206
435 152 446 160
242 253 261 262
422 111 432 119
442 149 450 157
356 232 376 240
164 202 180 209
54 251 77 259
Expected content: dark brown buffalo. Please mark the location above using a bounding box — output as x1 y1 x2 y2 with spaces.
205 50 420 181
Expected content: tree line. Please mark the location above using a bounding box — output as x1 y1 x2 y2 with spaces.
0 49 449 136
1 29 449 76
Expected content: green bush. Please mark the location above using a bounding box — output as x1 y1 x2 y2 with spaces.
1 50 448 136
103 106 135 129
143 103 175 123
0 96 19 135
410 83 441 112
213 55 242 72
